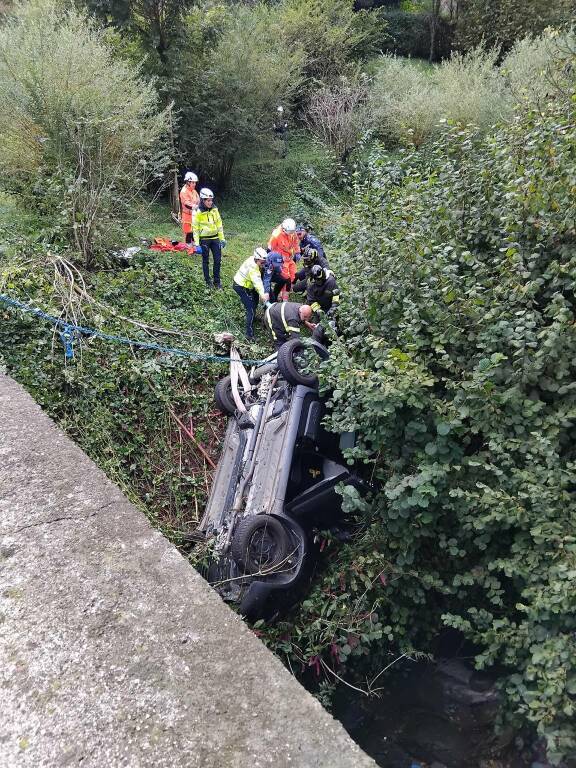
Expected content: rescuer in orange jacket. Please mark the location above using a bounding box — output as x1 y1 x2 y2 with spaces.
267 217 300 300
179 171 200 244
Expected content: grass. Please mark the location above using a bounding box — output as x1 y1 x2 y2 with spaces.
0 131 333 538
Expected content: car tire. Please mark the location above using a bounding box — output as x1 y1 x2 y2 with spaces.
277 338 329 388
231 515 291 575
214 375 238 415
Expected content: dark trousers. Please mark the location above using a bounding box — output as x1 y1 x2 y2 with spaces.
271 275 291 301
234 283 259 338
201 238 222 286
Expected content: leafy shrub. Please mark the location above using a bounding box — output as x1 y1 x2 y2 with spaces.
279 0 387 82
368 34 572 148
456 0 576 53
367 55 441 146
0 0 170 267
167 3 305 189
304 73 371 161
501 28 576 107
433 46 509 129
269 55 576 763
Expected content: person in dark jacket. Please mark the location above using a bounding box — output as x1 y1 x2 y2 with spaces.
294 245 330 287
294 265 340 314
264 301 314 350
296 224 326 261
263 251 291 302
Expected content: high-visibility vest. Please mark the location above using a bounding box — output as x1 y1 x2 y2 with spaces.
193 206 224 245
233 257 265 297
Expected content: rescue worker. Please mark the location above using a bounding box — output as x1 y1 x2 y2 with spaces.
193 188 225 289
263 251 291 301
179 171 199 244
265 301 314 350
295 264 340 314
295 224 326 262
233 247 270 340
294 245 330 286
273 105 288 158
268 218 300 300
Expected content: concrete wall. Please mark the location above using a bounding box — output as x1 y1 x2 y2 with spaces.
0 374 375 768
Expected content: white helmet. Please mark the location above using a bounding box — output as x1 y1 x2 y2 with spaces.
277 105 284 113
281 217 296 233
253 247 267 262
184 171 198 182
199 188 214 199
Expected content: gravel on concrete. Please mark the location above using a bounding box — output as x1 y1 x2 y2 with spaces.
0 374 375 768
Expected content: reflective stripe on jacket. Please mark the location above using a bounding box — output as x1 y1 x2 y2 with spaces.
265 301 302 341
233 256 265 297
193 205 224 245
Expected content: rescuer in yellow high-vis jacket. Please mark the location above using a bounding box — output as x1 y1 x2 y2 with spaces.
193 188 225 288
233 248 270 340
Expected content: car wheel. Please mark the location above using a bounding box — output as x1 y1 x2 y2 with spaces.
231 515 291 575
214 375 237 415
277 338 329 387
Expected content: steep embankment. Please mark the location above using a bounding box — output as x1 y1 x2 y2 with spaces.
0 132 331 540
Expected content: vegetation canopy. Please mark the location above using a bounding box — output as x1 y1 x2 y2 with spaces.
0 0 170 266
270 47 576 764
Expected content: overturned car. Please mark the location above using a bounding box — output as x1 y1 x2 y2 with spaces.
198 338 364 621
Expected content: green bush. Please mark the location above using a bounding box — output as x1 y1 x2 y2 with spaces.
456 0 576 53
501 29 576 107
279 0 386 82
0 0 170 267
434 46 509 129
166 3 305 188
367 55 441 146
368 33 574 148
268 55 576 763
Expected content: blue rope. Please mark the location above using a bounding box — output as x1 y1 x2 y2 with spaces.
0 294 265 365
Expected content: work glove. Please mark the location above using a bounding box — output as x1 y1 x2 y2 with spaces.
293 253 301 263
220 240 227 248
194 246 203 254
264 301 273 309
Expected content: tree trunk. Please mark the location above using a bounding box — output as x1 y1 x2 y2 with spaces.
216 153 236 194
429 0 441 64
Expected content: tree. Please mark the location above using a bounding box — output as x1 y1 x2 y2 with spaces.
279 0 386 82
456 0 576 52
0 0 170 266
79 0 194 71
429 0 441 62
169 3 305 189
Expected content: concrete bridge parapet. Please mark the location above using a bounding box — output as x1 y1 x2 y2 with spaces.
0 374 375 768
